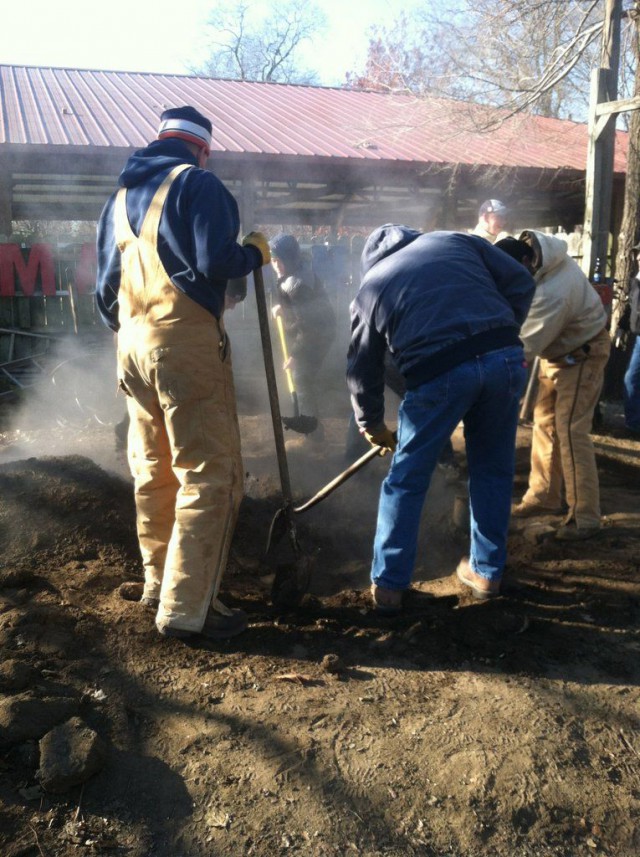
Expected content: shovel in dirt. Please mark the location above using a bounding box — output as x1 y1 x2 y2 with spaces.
273 312 318 436
266 443 388 607
253 267 314 608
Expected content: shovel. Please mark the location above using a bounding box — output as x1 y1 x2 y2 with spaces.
274 312 318 435
519 355 540 424
253 267 313 608
266 443 387 607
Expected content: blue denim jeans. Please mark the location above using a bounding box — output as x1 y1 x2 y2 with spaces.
623 335 640 432
371 346 527 590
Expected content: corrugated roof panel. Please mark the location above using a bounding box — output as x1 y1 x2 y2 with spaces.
60 70 124 147
13 67 49 144
86 71 158 147
257 84 383 159
2 67 29 144
35 69 79 145
0 65 628 174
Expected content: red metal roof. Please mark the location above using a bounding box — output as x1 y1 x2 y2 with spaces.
0 64 628 173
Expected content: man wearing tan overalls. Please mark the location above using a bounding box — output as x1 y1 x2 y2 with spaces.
96 106 270 639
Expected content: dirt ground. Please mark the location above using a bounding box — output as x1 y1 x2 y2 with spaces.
0 355 639 857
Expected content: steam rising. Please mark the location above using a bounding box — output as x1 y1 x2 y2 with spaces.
0 273 462 593
0 333 128 476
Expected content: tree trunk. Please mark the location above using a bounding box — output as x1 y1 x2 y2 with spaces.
613 22 640 309
604 11 640 398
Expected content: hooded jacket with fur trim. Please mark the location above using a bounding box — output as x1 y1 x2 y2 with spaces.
518 230 606 361
347 227 535 430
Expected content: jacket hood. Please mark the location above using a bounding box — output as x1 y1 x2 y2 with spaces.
360 224 422 278
520 230 570 280
118 138 199 188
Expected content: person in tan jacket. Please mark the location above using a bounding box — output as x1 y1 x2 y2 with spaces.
496 232 610 540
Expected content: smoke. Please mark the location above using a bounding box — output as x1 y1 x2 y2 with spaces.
225 283 464 591
0 333 128 477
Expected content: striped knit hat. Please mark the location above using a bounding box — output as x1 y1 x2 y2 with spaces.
157 106 212 153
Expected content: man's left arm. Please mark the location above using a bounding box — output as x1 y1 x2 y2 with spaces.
95 195 121 332
189 173 264 278
346 296 388 432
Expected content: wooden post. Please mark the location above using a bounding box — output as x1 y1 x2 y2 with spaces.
241 175 256 230
439 184 459 230
0 172 12 239
582 0 622 280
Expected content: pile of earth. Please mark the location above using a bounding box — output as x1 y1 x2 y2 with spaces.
0 411 639 856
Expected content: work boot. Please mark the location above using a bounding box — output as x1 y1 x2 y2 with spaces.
555 522 601 541
511 501 564 518
370 583 403 615
456 557 500 600
118 581 159 611
157 599 248 640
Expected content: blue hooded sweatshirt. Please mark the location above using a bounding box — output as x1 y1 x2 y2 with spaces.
95 138 261 330
347 226 535 429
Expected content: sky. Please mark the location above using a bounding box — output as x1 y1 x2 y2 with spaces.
0 0 421 86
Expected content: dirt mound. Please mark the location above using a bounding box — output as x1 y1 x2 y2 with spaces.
0 455 138 571
0 422 639 856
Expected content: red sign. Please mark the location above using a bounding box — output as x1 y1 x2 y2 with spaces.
0 243 96 297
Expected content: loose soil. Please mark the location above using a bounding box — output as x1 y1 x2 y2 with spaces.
0 366 639 857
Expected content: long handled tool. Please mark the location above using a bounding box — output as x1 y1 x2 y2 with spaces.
254 267 313 608
274 313 318 435
293 444 382 512
519 355 540 424
265 443 385 607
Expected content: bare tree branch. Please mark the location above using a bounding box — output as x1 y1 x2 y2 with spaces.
193 0 326 84
345 0 632 127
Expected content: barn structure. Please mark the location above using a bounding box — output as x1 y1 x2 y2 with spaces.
0 64 630 390
0 63 630 235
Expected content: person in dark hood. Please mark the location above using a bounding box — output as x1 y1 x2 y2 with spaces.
347 226 535 610
269 233 336 443
96 105 270 641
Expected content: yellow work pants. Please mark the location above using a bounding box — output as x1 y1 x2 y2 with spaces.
522 328 610 528
118 320 243 633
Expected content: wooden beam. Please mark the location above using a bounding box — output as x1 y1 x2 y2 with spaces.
595 94 640 117
582 0 622 280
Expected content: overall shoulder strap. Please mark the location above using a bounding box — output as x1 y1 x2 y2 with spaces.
138 163 193 243
113 188 134 251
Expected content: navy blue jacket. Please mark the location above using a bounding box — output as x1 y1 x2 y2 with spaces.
347 227 535 429
96 138 261 330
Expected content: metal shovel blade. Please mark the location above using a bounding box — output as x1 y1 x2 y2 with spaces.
266 506 289 556
282 414 318 435
271 553 314 610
